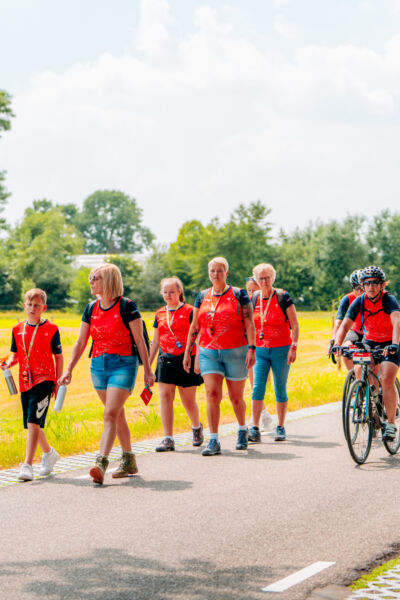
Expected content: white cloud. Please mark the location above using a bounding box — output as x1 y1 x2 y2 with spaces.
274 13 300 40
138 0 172 56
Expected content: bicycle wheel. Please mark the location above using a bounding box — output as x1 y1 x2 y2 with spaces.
345 380 373 464
383 378 400 455
342 369 355 437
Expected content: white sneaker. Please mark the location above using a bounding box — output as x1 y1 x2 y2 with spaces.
18 463 34 481
39 448 60 476
261 409 274 431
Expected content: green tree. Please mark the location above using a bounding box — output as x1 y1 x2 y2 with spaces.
134 247 169 310
69 267 93 313
77 190 154 253
105 254 142 300
0 89 15 227
367 210 400 297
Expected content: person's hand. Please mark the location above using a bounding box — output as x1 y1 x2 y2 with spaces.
194 354 201 375
58 370 72 386
144 370 156 387
246 348 256 369
383 344 399 357
331 345 342 356
183 353 191 373
328 338 335 355
287 346 297 364
0 362 9 371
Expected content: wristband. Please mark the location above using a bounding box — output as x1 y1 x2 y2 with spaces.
291 342 298 347
248 345 256 351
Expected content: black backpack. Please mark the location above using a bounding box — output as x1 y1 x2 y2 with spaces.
251 289 289 324
87 297 150 364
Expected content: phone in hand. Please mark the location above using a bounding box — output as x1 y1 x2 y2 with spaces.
140 384 153 405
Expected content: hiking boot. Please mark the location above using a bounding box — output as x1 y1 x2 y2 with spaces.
192 423 204 446
39 447 60 476
112 452 138 478
236 429 248 450
202 439 221 456
248 425 261 443
89 455 109 484
155 438 175 452
275 425 286 441
382 423 397 442
18 463 33 481
261 409 274 431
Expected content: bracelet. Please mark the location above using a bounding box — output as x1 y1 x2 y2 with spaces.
291 342 298 347
248 345 256 351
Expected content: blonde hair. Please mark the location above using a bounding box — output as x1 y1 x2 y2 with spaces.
93 264 124 298
253 263 276 284
160 277 185 302
25 288 47 304
208 256 229 272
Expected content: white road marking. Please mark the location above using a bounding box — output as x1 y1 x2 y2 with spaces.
262 561 335 593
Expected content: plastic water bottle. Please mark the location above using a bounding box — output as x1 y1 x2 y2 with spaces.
3 368 18 395
54 385 67 412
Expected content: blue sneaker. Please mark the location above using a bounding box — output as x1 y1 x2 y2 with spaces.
274 425 286 441
382 423 397 442
202 439 221 456
236 429 248 450
248 426 261 443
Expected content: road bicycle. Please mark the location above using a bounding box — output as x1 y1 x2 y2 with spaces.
340 342 400 464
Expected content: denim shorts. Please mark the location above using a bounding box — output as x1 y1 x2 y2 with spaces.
198 345 248 381
252 345 291 403
90 354 139 391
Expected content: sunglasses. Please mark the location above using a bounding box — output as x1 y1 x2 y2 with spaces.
363 280 380 287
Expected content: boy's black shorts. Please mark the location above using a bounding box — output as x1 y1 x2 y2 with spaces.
21 380 54 429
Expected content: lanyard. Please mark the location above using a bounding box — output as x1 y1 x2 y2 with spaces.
166 305 183 348
22 320 41 363
210 285 229 316
260 289 275 330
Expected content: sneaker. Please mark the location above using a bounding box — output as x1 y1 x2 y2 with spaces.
236 429 248 450
192 423 204 447
261 409 274 431
39 448 60 476
18 463 33 481
89 455 109 484
275 425 286 441
155 438 175 452
248 425 261 443
112 452 138 478
383 423 397 442
202 439 221 456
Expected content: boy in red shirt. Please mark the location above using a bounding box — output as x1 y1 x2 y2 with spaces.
1 289 63 481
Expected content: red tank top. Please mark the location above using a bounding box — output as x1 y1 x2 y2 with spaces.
155 304 195 356
347 292 363 335
253 293 292 348
90 298 133 358
362 292 393 342
198 287 248 350
12 320 59 392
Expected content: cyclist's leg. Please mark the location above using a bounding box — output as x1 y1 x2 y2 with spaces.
380 361 399 424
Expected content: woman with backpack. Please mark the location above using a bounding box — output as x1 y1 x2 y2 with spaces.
248 263 299 444
59 263 155 484
183 257 256 456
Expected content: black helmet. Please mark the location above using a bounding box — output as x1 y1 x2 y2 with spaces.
349 270 362 288
360 265 386 283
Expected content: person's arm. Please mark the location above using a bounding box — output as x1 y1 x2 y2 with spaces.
334 317 354 347
149 328 160 366
58 322 91 385
287 304 299 365
183 308 200 373
129 318 155 387
391 311 400 345
53 354 64 397
242 302 256 369
0 352 18 370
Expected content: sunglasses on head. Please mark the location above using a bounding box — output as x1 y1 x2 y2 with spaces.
89 274 102 282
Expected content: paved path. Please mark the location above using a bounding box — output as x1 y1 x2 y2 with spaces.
0 406 399 600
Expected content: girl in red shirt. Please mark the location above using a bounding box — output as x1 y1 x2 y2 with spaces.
150 277 203 452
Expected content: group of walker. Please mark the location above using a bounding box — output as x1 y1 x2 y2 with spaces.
2 256 300 483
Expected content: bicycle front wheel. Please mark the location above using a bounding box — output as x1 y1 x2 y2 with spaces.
342 369 355 437
345 380 373 464
383 378 400 455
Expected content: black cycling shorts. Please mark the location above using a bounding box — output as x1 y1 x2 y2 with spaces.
156 353 203 388
364 340 400 367
21 380 54 429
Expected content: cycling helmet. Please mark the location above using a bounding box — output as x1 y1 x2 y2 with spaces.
359 265 386 283
349 270 362 288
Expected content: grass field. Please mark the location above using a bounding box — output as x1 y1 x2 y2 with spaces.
0 310 345 469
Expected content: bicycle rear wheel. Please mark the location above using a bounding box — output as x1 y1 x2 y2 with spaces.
345 380 373 464
383 378 400 455
342 369 355 437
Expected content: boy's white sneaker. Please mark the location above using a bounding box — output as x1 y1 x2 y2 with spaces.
18 463 34 481
261 409 274 431
39 448 60 476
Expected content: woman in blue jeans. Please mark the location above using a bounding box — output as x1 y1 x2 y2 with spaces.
249 263 299 443
59 263 155 483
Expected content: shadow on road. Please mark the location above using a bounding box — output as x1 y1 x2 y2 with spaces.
0 548 283 600
31 475 194 492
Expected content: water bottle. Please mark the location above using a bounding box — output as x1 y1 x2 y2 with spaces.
3 368 18 395
54 385 67 412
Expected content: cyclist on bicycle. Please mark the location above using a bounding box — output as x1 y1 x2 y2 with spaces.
330 270 364 371
332 266 400 441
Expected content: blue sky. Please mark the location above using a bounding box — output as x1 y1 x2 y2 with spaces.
1 0 400 243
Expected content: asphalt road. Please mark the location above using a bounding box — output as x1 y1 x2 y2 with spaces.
0 409 399 600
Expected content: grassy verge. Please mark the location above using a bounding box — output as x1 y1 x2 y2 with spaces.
350 556 400 590
0 310 344 469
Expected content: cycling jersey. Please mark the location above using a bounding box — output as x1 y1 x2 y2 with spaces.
195 285 250 350
336 292 363 335
253 291 293 348
346 291 400 343
153 303 195 356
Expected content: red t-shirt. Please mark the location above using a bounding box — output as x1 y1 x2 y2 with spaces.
197 287 249 350
347 292 363 335
253 292 292 348
153 304 195 356
11 320 62 392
